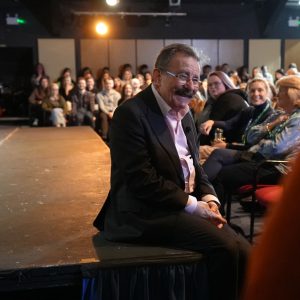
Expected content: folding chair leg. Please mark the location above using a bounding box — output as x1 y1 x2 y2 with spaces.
249 192 256 243
225 192 232 224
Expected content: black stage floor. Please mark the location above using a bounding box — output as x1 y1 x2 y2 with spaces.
0 126 204 297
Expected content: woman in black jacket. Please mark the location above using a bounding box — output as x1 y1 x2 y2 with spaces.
196 71 249 145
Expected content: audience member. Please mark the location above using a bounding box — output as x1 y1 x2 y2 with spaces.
221 63 230 75
189 90 206 122
286 63 299 76
200 64 212 81
56 67 75 87
144 71 152 86
228 70 241 87
30 63 47 88
59 75 74 102
93 43 250 300
137 63 149 76
86 77 98 95
71 77 96 128
113 77 123 94
118 83 134 106
274 68 285 84
237 66 250 83
28 76 50 126
136 73 148 90
261 65 273 83
121 69 133 85
79 66 93 80
251 66 263 79
96 78 121 140
196 71 248 145
42 83 67 127
131 78 142 96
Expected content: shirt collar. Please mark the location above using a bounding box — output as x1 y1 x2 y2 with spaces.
151 84 190 120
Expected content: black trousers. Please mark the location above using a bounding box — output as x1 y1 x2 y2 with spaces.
203 149 282 207
124 211 250 300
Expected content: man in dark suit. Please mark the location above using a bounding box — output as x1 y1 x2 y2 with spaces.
94 43 250 300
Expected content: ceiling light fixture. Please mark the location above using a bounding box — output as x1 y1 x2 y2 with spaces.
106 0 119 6
96 21 108 35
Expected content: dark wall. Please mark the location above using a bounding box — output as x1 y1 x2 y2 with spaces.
1 1 300 62
268 7 300 39
2 1 300 44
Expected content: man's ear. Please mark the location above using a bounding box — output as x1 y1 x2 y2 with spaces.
152 68 161 87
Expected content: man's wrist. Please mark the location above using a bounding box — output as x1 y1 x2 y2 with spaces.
201 194 220 206
185 196 198 214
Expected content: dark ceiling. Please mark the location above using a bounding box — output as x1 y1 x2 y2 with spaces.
18 0 289 37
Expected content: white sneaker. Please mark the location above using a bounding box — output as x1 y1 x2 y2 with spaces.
32 118 38 126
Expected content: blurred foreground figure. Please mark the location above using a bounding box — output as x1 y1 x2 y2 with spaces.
243 153 300 300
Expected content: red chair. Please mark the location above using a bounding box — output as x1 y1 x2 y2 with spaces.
255 185 282 206
225 160 287 242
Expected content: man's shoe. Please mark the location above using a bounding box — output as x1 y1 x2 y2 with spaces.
240 197 265 212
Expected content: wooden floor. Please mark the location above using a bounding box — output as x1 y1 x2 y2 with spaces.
0 126 110 290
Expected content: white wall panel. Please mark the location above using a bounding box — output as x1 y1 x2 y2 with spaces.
38 39 76 82
285 40 300 70
136 39 164 72
192 40 218 70
109 39 136 77
249 39 281 77
219 40 244 70
80 39 109 79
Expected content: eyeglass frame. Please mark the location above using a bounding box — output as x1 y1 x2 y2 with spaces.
160 69 200 87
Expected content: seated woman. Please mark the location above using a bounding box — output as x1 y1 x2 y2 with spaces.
202 75 300 208
196 71 249 145
118 83 134 106
42 83 67 127
28 76 50 126
200 77 274 153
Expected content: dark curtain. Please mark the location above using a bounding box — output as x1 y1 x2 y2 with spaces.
82 262 209 300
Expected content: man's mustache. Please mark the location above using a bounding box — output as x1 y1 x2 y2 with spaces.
174 87 197 98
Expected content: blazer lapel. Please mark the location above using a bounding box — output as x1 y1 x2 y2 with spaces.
142 91 184 182
182 112 199 165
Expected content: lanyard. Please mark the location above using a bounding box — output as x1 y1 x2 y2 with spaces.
242 102 270 144
268 110 299 140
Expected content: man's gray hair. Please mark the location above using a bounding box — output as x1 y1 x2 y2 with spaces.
155 43 200 71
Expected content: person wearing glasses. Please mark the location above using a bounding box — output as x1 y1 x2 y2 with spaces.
93 43 250 300
196 71 249 146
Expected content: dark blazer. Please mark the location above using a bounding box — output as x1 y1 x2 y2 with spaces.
93 85 217 242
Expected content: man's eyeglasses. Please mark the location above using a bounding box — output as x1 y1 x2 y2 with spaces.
164 70 200 87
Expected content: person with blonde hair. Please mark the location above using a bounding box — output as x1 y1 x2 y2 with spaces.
42 83 67 127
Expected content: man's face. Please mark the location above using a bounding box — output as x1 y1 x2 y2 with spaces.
78 79 86 91
86 78 94 90
153 53 200 112
104 79 114 91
